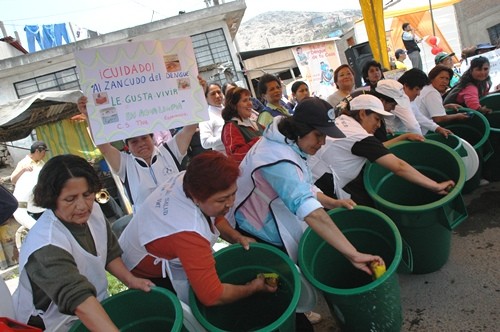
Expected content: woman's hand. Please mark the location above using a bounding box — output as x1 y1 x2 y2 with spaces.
478 105 493 115
347 252 385 276
435 126 452 138
400 133 425 142
126 276 155 292
454 112 470 121
77 96 89 117
332 198 356 210
433 180 456 195
235 235 256 250
197 75 207 91
444 103 462 112
250 274 278 293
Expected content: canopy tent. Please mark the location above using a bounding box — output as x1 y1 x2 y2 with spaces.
358 0 462 69
0 91 83 142
386 0 462 64
359 0 390 70
0 90 101 161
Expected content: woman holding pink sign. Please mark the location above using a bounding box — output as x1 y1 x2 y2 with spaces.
77 96 197 217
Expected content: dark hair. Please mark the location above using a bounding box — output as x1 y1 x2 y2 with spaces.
402 23 410 30
449 56 491 97
291 81 308 94
222 82 237 95
183 151 239 202
333 64 355 89
428 64 454 82
370 90 396 104
204 82 222 97
468 56 490 72
339 108 375 123
362 60 384 83
33 154 101 210
398 68 430 89
222 87 251 121
277 116 313 144
258 74 281 96
124 133 154 146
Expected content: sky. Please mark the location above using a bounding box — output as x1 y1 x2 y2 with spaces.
0 0 362 38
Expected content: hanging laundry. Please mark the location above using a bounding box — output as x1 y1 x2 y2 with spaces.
54 23 70 46
24 25 43 52
42 24 56 49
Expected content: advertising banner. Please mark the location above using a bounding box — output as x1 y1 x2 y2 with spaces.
292 41 342 99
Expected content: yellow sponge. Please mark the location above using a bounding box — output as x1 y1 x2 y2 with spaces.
370 261 386 279
258 273 279 287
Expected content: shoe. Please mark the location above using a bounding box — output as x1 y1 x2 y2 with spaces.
480 179 490 186
304 311 322 324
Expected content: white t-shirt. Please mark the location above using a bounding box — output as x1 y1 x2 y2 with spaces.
386 103 422 135
199 105 225 153
118 138 184 211
415 85 447 121
12 155 45 213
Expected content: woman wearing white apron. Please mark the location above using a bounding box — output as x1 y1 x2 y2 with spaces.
12 155 153 332
119 151 276 306
310 94 455 206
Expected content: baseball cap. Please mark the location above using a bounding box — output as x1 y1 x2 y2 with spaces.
434 52 455 65
31 141 48 152
395 49 406 59
293 97 345 138
349 95 393 117
475 43 496 53
374 79 411 111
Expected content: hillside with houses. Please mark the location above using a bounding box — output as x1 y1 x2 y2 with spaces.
236 9 362 51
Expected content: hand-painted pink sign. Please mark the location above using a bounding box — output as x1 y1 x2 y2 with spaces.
75 37 208 144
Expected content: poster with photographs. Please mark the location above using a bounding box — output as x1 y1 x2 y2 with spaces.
75 37 208 144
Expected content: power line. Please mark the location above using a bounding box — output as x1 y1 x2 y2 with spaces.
1 2 122 23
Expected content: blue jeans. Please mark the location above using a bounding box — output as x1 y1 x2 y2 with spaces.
24 25 43 52
42 24 56 49
54 23 70 45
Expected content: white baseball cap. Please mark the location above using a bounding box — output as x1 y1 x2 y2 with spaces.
349 94 393 117
374 79 411 111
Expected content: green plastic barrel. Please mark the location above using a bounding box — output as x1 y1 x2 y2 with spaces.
442 108 493 193
364 140 467 274
479 93 500 111
425 133 466 157
189 243 301 332
482 111 500 181
298 206 407 332
69 287 183 332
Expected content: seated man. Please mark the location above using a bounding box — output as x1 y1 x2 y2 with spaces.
10 141 48 228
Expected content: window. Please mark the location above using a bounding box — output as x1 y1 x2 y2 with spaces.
192 29 238 85
487 23 500 46
14 67 80 98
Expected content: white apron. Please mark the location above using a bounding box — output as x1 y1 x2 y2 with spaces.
229 137 310 263
119 173 219 303
13 203 109 332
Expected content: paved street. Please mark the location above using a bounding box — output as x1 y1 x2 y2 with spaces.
313 181 500 332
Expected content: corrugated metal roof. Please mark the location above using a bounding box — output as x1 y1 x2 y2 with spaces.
0 36 28 54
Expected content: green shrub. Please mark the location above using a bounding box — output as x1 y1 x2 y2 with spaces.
106 272 128 295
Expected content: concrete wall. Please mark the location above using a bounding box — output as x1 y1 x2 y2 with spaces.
0 42 23 61
454 0 500 48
